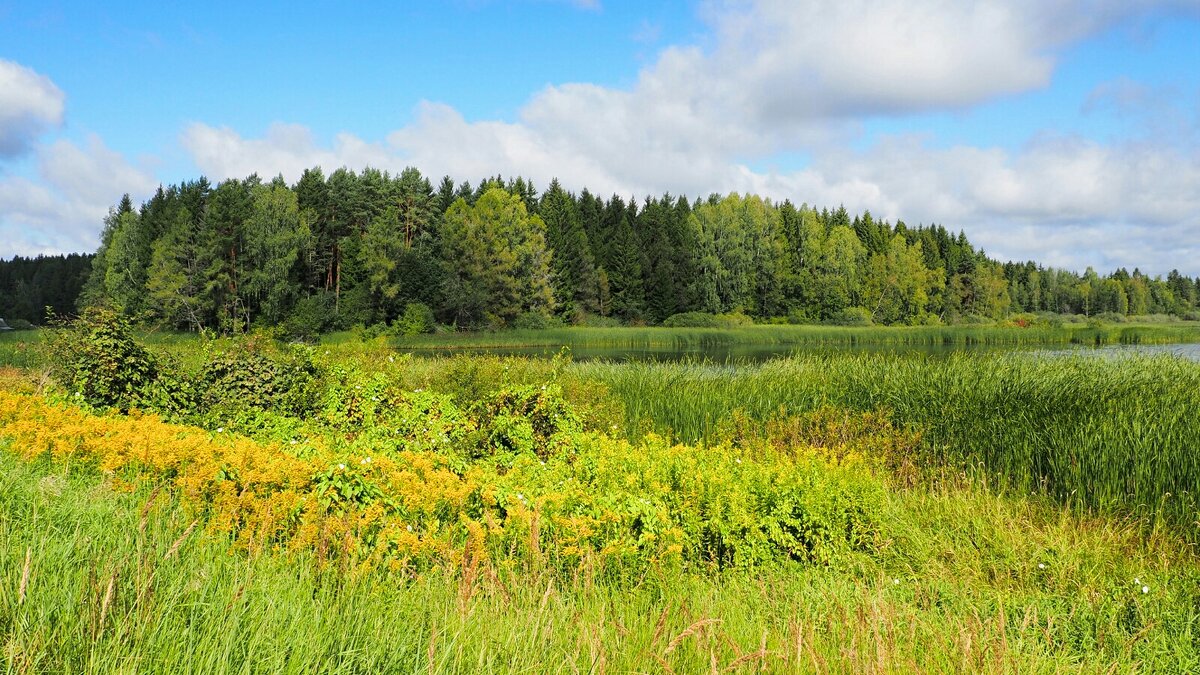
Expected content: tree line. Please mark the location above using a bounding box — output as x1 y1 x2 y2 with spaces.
0 254 93 326
9 165 1200 332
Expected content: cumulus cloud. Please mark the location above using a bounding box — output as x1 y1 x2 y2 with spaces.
0 135 156 256
181 122 395 183
741 134 1200 272
0 59 66 158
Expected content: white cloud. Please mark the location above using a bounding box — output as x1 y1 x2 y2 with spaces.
180 122 395 183
0 135 156 256
0 59 66 158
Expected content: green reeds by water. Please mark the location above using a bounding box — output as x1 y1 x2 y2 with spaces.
575 352 1200 536
396 323 1200 351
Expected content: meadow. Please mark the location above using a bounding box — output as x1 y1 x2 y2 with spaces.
2 319 1200 672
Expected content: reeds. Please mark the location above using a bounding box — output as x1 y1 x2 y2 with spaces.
578 352 1200 534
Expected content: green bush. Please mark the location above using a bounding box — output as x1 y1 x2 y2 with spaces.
200 338 318 416
43 308 161 411
477 383 582 460
662 312 753 328
397 302 436 336
823 307 873 327
281 293 336 340
511 311 561 330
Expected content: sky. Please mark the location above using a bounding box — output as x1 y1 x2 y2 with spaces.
1 0 1199 275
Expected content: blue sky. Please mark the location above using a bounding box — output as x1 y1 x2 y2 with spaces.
2 0 1199 274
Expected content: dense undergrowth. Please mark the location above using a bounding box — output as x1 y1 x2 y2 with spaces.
3 314 1200 672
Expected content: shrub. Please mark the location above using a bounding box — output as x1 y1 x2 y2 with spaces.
397 302 436 336
511 311 561 330
824 307 873 327
662 312 753 328
43 308 161 411
477 384 582 460
200 338 318 416
281 293 336 340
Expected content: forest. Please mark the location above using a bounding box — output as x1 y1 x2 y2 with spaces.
0 254 93 326
8 166 1200 332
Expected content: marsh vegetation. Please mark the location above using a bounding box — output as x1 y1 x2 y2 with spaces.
2 316 1199 672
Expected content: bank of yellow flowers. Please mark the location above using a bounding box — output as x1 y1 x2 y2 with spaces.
0 385 902 576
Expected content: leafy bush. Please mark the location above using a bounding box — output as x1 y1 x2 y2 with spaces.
662 312 753 328
200 338 318 416
576 313 622 328
823 307 873 327
281 293 336 340
397 302 436 335
511 311 561 330
477 384 581 460
43 308 161 411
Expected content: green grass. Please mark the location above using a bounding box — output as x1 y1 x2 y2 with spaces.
576 353 1200 536
6 330 1200 671
4 452 1198 673
393 322 1200 351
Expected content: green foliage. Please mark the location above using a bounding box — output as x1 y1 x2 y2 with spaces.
582 352 1200 537
476 384 581 460
661 311 753 328
43 308 161 410
824 307 874 326
199 338 317 416
397 302 435 336
63 166 1199 335
440 188 556 328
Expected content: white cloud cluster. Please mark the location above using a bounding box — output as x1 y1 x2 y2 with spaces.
0 134 157 255
0 59 66 158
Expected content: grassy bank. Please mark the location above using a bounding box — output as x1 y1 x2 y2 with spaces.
4 322 1200 672
4 446 1198 672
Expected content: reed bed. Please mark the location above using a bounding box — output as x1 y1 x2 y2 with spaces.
576 352 1200 535
395 323 1200 351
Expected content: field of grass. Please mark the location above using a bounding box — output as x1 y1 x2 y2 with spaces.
5 443 1198 672
3 322 1200 672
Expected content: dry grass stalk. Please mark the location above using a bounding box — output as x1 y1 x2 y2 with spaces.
650 605 670 646
138 485 163 535
426 628 439 675
97 568 118 636
458 538 479 610
650 653 676 675
164 520 198 560
664 618 722 655
18 547 31 605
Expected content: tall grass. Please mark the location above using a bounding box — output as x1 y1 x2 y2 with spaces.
576 353 1200 534
3 452 1198 672
399 323 1200 349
